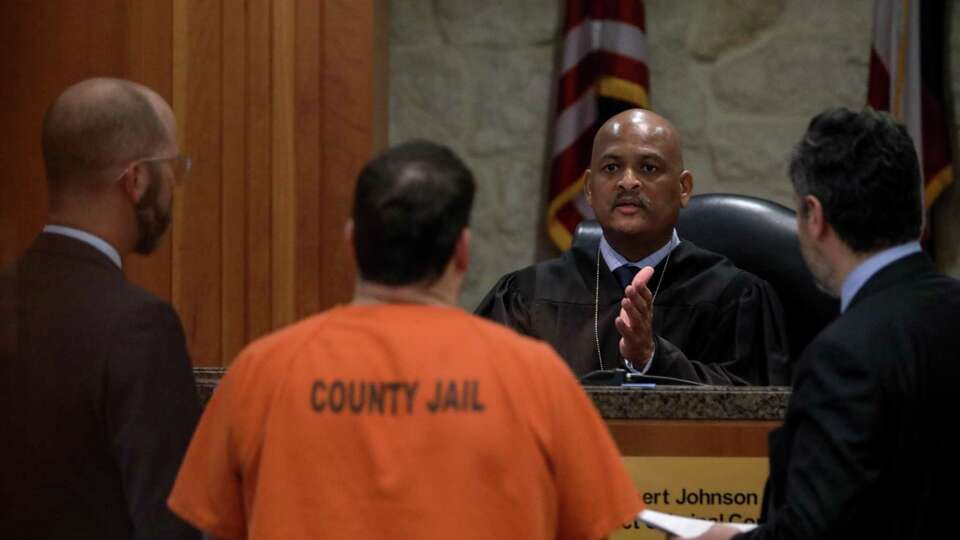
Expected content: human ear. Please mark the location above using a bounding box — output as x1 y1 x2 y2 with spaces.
678 170 693 207
344 219 355 260
799 195 827 238
454 228 470 272
119 163 150 203
582 170 593 204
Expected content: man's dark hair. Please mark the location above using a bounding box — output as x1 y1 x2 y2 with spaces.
42 78 167 186
352 140 475 285
789 106 923 253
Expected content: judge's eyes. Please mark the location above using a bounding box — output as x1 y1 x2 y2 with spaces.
601 163 659 175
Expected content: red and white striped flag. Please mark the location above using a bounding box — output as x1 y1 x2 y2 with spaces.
546 0 650 251
868 0 953 210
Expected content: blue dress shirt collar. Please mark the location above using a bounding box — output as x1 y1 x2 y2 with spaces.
840 241 922 312
599 228 680 274
43 224 123 269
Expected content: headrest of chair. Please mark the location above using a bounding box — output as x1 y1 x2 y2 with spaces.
677 194 798 267
677 193 837 364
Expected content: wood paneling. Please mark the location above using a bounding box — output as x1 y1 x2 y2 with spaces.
175 0 224 366
318 0 388 309
271 0 297 329
294 0 323 321
606 419 779 457
220 0 248 363
245 0 275 345
4 0 387 367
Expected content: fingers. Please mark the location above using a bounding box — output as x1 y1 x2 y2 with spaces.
624 266 655 308
619 334 633 359
616 305 653 361
631 265 655 288
618 282 654 350
621 296 649 327
617 265 658 362
624 283 653 312
615 312 631 336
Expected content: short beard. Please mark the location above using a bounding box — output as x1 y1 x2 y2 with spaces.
133 174 171 255
799 242 838 298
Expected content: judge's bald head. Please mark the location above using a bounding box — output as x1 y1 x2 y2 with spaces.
591 110 685 168
584 109 692 260
41 78 173 190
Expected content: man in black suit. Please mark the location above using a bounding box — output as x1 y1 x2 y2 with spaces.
0 78 200 539
687 108 960 540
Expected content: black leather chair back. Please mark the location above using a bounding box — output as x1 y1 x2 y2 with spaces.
572 193 838 364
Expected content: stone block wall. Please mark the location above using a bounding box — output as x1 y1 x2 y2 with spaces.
389 0 960 309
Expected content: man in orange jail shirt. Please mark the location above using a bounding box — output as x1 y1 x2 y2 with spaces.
167 141 642 539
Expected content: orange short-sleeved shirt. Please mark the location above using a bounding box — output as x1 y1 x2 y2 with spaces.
168 304 641 539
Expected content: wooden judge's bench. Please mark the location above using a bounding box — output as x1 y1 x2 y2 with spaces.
588 386 786 537
193 369 787 539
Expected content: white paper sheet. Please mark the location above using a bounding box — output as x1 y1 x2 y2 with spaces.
637 509 757 538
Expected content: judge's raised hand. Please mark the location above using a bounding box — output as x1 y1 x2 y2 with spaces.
615 266 656 367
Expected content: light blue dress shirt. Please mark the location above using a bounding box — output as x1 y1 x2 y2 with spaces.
43 224 122 269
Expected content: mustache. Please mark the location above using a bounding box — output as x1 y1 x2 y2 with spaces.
611 193 654 210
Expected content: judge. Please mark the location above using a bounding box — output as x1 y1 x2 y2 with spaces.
476 109 789 385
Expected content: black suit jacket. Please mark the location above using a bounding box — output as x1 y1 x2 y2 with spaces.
742 253 960 539
0 233 200 540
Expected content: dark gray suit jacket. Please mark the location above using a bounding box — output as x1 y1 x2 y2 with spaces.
0 233 200 540
742 253 960 539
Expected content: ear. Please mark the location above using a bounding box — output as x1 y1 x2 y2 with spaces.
453 227 470 272
344 219 355 260
678 169 693 208
798 195 827 238
119 162 150 203
582 170 593 205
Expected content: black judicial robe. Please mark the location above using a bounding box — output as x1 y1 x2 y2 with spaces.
475 237 789 385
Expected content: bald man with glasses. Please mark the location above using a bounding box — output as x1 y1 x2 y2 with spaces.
0 78 200 540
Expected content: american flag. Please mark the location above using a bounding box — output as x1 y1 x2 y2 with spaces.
546 0 650 251
867 0 953 209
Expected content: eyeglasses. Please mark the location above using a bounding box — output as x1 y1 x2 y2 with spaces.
141 154 192 185
114 154 193 185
